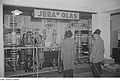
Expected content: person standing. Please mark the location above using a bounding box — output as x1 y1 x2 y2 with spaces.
89 29 105 77
61 30 76 77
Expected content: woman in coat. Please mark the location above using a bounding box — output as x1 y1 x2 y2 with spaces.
61 30 76 77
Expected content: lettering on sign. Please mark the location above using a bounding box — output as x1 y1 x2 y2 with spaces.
33 9 79 20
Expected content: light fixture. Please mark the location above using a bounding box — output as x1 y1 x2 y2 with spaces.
11 10 23 45
11 10 23 16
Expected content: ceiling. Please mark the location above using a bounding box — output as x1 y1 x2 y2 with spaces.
1 0 120 14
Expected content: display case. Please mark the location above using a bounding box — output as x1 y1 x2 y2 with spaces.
68 20 92 64
3 10 60 77
3 6 92 77
79 19 92 64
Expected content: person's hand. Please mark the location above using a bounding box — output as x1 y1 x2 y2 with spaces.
89 62 92 67
89 57 94 63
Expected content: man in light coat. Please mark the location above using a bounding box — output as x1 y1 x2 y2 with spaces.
90 29 105 77
61 30 76 77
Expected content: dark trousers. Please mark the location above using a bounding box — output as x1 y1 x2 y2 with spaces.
63 69 73 77
91 62 103 77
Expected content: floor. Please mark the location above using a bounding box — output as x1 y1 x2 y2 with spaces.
11 68 120 78
6 64 120 78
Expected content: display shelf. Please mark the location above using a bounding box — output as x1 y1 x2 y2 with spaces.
5 67 58 77
76 55 89 59
4 46 60 50
75 19 92 64
77 35 92 37
4 46 60 77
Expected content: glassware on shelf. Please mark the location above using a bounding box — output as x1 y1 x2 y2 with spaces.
8 10 23 72
10 31 17 45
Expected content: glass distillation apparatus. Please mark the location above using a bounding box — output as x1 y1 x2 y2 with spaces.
10 10 22 72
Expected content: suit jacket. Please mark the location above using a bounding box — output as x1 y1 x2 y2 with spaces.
90 36 105 63
61 38 76 70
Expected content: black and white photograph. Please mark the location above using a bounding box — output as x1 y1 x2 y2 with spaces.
0 0 120 80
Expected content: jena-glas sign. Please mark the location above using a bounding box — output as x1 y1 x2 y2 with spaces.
33 9 79 20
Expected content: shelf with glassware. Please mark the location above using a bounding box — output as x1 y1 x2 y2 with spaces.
74 21 92 64
4 28 60 77
4 46 60 77
3 10 61 77
75 32 92 64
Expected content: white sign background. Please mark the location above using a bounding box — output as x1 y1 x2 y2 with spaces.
34 9 79 20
